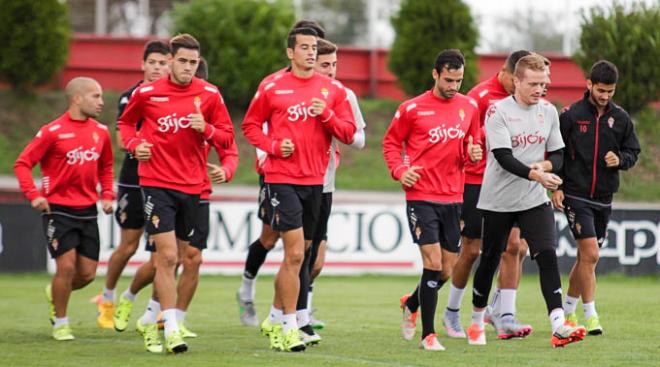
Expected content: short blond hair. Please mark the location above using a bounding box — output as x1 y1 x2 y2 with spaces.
514 54 547 79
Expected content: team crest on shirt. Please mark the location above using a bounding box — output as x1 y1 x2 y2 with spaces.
92 132 99 144
537 113 545 124
458 108 465 121
321 87 329 99
608 117 615 128
151 215 160 229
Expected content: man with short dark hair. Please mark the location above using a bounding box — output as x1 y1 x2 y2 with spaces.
552 60 640 336
96 39 170 331
242 26 356 352
443 50 532 340
118 33 234 354
384 49 482 351
15 77 114 341
467 54 586 348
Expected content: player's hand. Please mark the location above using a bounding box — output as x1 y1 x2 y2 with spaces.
400 166 423 188
310 98 327 117
31 196 50 213
101 200 113 214
280 139 295 158
536 171 563 190
467 136 482 162
529 162 545 171
605 151 620 167
207 163 227 184
134 142 153 161
551 189 565 211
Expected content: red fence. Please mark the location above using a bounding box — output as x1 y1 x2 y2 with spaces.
61 35 586 105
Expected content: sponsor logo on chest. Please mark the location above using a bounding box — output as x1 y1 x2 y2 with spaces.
286 102 318 122
66 146 100 165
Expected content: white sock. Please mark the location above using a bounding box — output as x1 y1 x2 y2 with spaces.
282 313 298 333
471 309 485 328
490 288 501 315
268 305 282 324
239 275 256 301
307 286 314 311
446 283 465 311
549 308 565 332
563 295 579 314
583 301 597 319
500 289 516 317
122 289 136 302
139 298 161 325
102 287 115 303
176 308 186 322
162 308 179 338
54 316 69 328
296 309 310 327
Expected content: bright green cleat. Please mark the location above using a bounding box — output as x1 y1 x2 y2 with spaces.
137 320 163 353
260 318 283 351
565 312 578 326
282 328 306 352
52 324 74 341
260 318 275 337
586 315 603 335
45 284 55 325
178 322 198 338
165 330 188 354
113 295 133 332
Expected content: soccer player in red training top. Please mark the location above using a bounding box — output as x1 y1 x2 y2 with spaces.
383 49 483 351
242 27 356 352
96 40 171 330
443 50 534 339
118 33 234 354
14 77 114 341
552 60 640 335
237 20 327 328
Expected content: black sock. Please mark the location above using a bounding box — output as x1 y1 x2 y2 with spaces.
243 239 270 279
420 268 443 339
535 250 563 314
296 249 312 311
406 286 420 312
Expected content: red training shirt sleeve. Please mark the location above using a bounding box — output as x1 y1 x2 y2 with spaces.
318 86 357 145
117 89 144 154
242 85 281 157
203 91 235 149
382 105 412 181
13 127 54 202
216 141 239 182
98 129 115 200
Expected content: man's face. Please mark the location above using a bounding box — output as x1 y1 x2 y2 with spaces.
514 68 547 105
142 52 170 82
78 83 104 118
315 53 337 79
587 81 616 108
542 66 551 97
433 66 464 99
287 34 317 71
169 48 199 85
500 69 516 94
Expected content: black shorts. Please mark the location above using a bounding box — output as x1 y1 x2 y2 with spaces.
563 196 612 247
267 183 322 240
312 193 333 244
142 186 199 240
115 185 145 229
189 201 210 250
42 204 99 261
257 176 273 224
461 184 482 239
481 202 555 259
406 201 462 253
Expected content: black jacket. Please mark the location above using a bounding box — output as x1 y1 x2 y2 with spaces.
558 91 640 200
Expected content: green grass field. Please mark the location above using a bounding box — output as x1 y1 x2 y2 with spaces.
1 274 658 366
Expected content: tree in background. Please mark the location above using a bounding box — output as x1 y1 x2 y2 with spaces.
0 0 70 91
171 0 294 110
574 2 659 115
301 0 367 45
389 0 479 96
